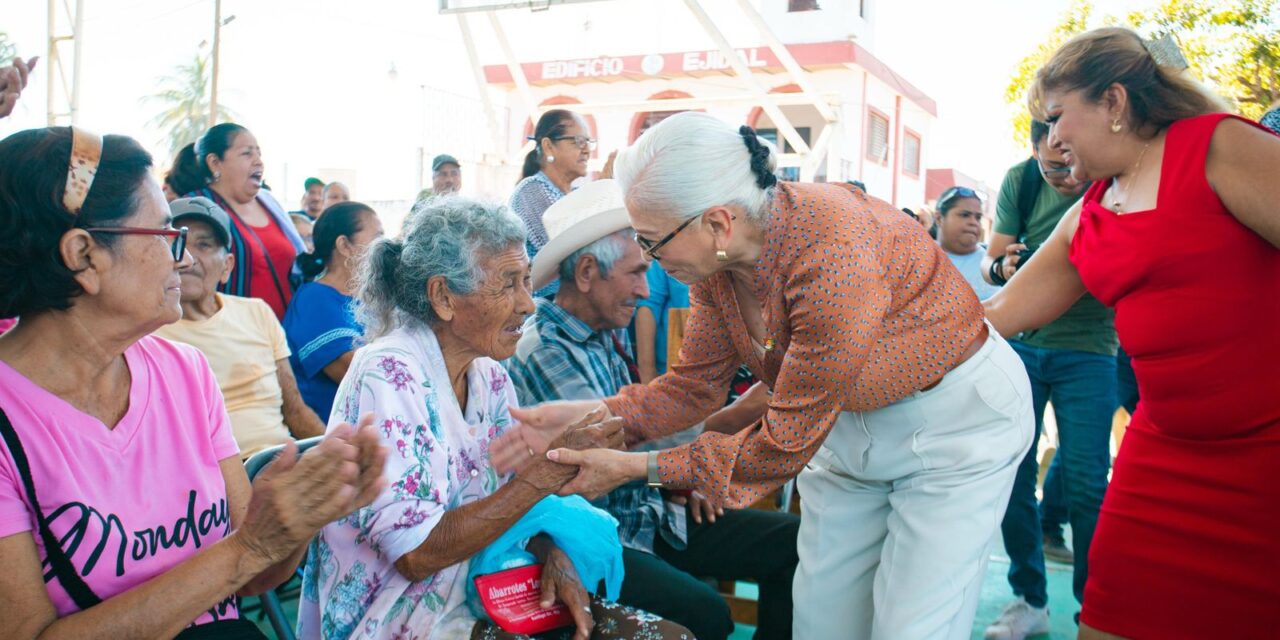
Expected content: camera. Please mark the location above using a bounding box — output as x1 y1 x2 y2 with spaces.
1016 245 1037 264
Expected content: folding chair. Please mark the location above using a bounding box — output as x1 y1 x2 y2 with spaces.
242 437 324 640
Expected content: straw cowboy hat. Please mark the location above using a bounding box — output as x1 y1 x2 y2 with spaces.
531 179 632 290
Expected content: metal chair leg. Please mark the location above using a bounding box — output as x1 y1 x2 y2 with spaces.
260 589 295 640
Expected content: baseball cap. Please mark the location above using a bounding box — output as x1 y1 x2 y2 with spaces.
304 177 325 190
169 197 232 249
432 154 460 172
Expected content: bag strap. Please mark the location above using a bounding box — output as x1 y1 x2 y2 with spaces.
1015 156 1041 241
0 408 103 610
205 190 290 304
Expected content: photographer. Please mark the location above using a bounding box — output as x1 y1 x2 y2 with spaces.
980 120 1117 640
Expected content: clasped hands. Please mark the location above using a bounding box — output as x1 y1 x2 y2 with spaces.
497 403 640 500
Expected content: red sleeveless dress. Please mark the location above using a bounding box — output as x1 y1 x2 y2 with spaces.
1070 113 1280 638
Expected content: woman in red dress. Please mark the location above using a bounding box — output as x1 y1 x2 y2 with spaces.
985 28 1280 639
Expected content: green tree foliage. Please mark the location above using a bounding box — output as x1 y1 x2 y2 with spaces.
1005 0 1279 145
142 52 237 158
1004 2 1099 147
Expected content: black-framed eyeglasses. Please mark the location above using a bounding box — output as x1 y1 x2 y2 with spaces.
550 135 598 151
1037 159 1072 176
635 216 698 261
84 226 189 262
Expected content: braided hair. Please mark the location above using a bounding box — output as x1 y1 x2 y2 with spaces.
738 126 779 190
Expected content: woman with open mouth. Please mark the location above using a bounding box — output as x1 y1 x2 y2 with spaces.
169 123 308 320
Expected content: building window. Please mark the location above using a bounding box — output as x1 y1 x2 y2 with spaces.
788 0 821 11
756 127 811 181
866 109 890 165
756 127 811 154
902 130 921 177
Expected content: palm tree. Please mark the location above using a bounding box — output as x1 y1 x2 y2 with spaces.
142 52 236 157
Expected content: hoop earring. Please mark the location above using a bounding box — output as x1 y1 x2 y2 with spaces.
715 250 728 262
1111 119 1123 133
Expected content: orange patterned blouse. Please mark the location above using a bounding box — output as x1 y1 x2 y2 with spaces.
603 181 985 508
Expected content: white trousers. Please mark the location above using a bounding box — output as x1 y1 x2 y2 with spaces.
793 330 1034 640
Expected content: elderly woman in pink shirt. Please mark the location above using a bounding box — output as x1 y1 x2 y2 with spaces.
0 126 385 638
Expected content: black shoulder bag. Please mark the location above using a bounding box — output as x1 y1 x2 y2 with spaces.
0 409 266 639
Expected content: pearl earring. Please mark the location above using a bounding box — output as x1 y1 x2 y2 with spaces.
547 155 555 163
1111 119 1123 133
716 250 728 262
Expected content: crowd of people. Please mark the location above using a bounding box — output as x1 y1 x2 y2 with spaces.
0 24 1278 640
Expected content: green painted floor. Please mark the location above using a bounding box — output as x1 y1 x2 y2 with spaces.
251 544 1078 640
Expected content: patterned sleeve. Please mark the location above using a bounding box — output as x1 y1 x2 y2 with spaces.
508 177 557 249
292 290 359 379
653 242 892 508
604 280 742 444
332 348 450 563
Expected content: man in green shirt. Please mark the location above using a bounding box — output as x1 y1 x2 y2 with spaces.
980 121 1118 640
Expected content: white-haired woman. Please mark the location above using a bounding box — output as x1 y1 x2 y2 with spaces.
297 198 691 640
499 112 1035 639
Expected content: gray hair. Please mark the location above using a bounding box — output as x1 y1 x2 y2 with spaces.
356 197 526 341
613 111 777 225
323 181 349 198
558 229 635 283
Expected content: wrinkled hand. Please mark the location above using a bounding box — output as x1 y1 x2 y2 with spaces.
0 56 37 119
236 414 387 565
548 414 626 453
512 411 625 493
537 543 594 640
1002 243 1027 280
668 490 722 525
546 448 643 501
493 401 609 474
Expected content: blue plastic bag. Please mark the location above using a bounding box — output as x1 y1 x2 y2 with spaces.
466 495 624 620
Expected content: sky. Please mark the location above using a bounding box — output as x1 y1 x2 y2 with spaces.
1 0 1153 207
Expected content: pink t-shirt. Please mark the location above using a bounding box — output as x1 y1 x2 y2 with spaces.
0 318 16 335
0 335 242 624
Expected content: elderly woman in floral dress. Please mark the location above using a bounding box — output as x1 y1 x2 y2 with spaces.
297 198 691 640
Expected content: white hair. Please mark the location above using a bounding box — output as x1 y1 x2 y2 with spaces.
558 228 634 283
613 111 777 224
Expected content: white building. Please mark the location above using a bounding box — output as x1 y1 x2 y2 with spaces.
444 0 937 207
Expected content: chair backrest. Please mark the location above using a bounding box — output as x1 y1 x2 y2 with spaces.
244 436 325 481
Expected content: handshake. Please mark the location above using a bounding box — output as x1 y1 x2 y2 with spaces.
491 402 659 504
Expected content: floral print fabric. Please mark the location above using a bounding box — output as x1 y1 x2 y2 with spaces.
297 324 518 639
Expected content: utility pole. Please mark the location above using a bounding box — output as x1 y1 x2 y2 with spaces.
46 0 85 125
208 0 222 127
